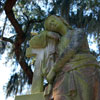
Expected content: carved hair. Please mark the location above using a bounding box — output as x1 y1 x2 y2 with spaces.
44 15 72 30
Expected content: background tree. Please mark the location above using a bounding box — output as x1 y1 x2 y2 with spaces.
0 0 100 97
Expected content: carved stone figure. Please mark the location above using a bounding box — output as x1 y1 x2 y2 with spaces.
26 30 60 94
44 15 100 100
25 15 100 100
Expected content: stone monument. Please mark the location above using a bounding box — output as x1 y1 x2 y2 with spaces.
15 15 100 100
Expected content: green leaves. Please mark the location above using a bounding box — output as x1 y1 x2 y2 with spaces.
5 70 28 97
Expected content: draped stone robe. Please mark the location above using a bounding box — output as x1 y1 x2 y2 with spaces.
48 28 100 100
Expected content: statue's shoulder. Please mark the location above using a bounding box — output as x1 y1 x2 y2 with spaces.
66 28 85 40
29 31 47 48
73 28 85 36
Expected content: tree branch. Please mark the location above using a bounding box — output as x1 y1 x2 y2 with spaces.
4 0 33 83
61 0 71 22
0 37 14 44
1 16 7 38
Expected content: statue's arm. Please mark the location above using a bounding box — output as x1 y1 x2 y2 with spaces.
47 31 60 40
26 47 39 57
54 29 85 72
47 29 85 83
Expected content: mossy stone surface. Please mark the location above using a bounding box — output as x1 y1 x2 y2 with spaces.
15 92 45 100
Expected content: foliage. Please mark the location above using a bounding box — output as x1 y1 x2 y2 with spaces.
5 70 28 97
0 0 100 97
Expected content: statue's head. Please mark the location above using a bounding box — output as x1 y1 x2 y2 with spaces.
44 15 71 35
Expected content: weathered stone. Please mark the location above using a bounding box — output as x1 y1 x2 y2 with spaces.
17 15 100 100
45 15 100 100
26 30 60 95
15 92 45 100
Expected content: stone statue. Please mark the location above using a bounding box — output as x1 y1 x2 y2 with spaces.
26 30 60 94
25 15 100 100
44 15 100 100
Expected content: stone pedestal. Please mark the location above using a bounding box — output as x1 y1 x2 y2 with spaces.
15 92 45 100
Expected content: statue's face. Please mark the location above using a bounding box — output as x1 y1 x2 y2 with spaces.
44 15 65 35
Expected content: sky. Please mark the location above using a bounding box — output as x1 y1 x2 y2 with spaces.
0 12 14 100
0 53 14 100
88 35 99 53
0 12 31 100
0 51 31 100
